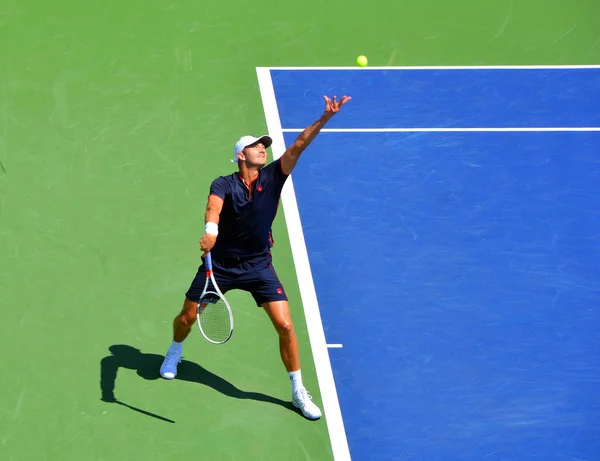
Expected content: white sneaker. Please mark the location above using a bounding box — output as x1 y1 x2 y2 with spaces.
160 346 182 379
292 387 322 420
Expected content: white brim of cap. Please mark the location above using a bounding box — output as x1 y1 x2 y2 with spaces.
232 135 273 162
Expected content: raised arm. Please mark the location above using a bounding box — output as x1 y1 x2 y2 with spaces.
280 95 351 176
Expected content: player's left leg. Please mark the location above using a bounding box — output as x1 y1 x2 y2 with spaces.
262 300 300 373
262 300 321 420
249 254 321 420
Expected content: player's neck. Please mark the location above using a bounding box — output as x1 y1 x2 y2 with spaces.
238 165 260 185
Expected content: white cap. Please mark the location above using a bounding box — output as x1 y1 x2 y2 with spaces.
232 135 273 162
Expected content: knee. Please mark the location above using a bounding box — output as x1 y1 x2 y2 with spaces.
178 312 196 327
177 299 198 326
274 320 295 338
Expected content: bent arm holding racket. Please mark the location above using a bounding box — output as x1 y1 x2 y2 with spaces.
280 95 351 175
200 193 223 257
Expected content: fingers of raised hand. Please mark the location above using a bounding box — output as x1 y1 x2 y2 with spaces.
324 95 351 113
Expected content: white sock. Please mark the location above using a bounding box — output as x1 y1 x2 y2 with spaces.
171 340 183 351
289 370 303 393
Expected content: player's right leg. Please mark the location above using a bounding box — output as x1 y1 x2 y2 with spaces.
160 258 233 380
160 260 209 380
160 297 199 379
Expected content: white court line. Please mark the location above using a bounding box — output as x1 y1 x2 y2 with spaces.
282 127 600 133
327 344 344 349
256 67 352 461
261 65 600 70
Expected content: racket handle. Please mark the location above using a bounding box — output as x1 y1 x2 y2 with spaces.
205 252 212 271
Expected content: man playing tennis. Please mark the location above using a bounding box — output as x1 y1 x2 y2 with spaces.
160 94 351 420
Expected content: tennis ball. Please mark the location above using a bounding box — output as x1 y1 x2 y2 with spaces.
356 55 368 67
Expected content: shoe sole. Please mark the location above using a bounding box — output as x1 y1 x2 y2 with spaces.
292 400 321 420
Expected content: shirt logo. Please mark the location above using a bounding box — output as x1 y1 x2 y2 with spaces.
257 185 263 192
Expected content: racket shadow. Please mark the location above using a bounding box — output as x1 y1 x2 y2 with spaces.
100 344 296 420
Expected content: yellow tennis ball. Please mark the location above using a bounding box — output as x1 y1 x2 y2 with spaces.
356 55 368 67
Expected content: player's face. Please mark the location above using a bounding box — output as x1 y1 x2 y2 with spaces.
242 142 267 167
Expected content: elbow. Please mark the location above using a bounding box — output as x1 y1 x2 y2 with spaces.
289 142 305 158
294 140 306 151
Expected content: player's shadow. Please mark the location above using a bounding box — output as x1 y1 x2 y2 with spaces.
100 344 296 423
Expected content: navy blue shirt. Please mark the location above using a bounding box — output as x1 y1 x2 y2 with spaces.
208 157 289 259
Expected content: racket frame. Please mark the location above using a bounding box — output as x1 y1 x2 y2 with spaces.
196 252 234 344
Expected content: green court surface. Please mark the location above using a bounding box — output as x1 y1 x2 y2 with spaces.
1 1 598 460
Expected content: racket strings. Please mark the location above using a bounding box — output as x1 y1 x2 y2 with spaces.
198 298 232 343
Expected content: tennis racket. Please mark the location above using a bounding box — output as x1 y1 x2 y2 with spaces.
196 252 234 344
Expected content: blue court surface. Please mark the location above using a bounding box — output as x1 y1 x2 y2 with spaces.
261 67 600 461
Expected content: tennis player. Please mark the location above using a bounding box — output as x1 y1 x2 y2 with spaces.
160 95 351 420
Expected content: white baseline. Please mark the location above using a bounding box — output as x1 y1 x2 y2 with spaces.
256 67 352 461
282 127 600 133
264 64 600 70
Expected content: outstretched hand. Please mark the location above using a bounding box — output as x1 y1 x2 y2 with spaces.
323 95 351 116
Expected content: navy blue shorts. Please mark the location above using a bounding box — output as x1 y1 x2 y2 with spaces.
185 253 288 307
